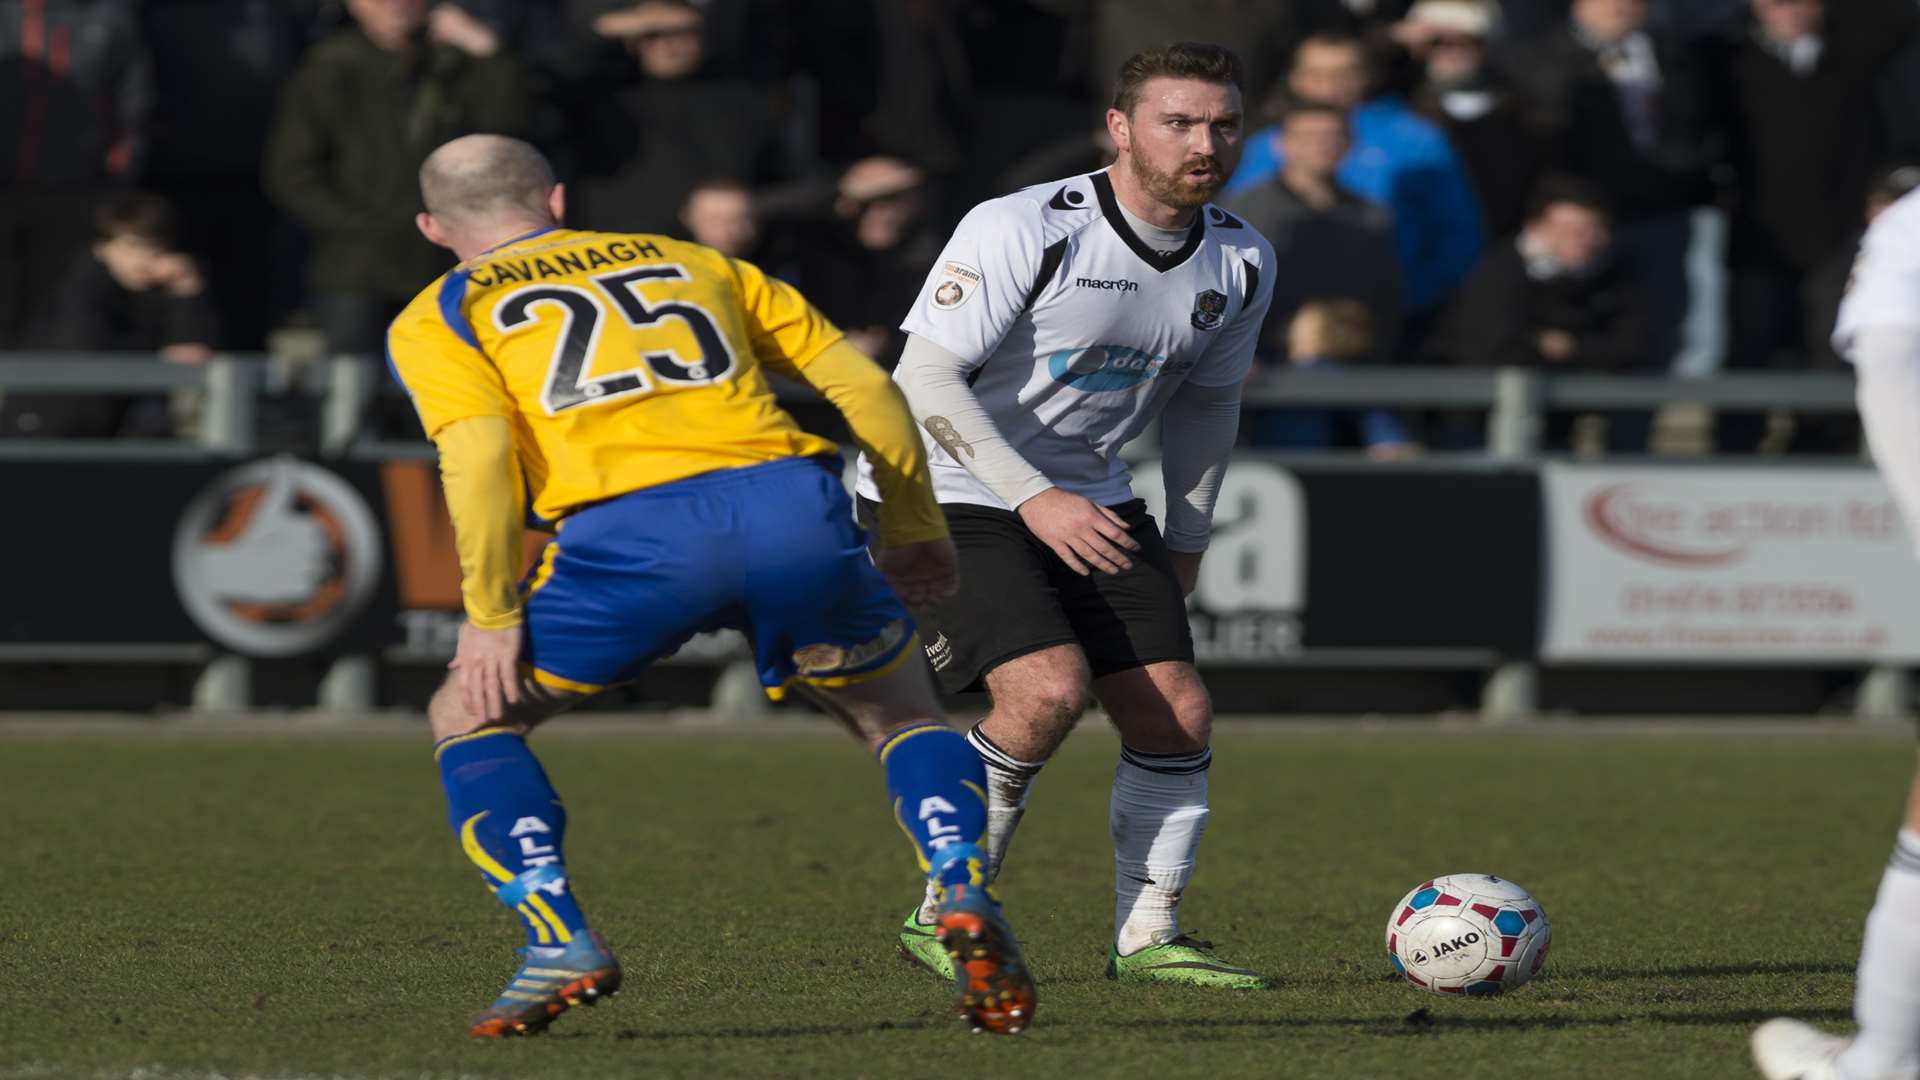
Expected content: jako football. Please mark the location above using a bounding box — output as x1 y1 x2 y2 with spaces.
1385 873 1551 995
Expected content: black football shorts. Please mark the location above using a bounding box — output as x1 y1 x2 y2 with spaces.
861 497 1195 695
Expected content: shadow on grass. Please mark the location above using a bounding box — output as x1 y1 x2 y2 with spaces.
1559 961 1856 982
1119 1007 1855 1039
586 1006 1851 1043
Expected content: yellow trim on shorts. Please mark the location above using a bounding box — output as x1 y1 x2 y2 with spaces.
524 539 562 598
519 663 611 696
435 727 521 760
767 631 923 701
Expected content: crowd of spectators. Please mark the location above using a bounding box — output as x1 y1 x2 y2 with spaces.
4 0 1919 454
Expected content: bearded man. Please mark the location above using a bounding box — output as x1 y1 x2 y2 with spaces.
854 41 1277 988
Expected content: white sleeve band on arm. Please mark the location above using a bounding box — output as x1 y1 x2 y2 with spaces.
892 333 1055 508
1852 326 1920 557
1158 379 1243 553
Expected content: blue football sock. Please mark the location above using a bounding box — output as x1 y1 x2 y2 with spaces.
877 723 990 894
435 729 590 948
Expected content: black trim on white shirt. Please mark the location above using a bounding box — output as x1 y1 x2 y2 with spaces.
1090 171 1205 274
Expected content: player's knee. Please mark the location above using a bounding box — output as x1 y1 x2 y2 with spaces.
1020 675 1092 730
1168 682 1214 746
1108 673 1212 752
425 677 568 743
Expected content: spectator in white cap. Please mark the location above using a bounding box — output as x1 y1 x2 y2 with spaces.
1396 0 1546 239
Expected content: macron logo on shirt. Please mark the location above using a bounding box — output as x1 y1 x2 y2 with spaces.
1073 276 1139 293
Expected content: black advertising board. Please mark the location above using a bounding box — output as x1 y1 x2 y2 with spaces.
1132 457 1540 661
2 456 399 656
1 454 1541 663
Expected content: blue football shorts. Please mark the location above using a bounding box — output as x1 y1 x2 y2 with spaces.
519 455 915 698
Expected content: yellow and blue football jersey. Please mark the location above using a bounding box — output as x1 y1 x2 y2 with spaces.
386 226 934 698
387 227 844 523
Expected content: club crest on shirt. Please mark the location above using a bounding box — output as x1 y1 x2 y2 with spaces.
931 261 982 310
1191 289 1228 331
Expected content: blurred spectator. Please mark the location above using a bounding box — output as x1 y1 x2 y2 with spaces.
1293 0 1417 36
1396 1 1546 239
1248 299 1418 456
1222 102 1402 363
1709 0 1918 452
948 3 1090 208
998 127 1118 195
1786 164 1920 454
2 193 218 438
1649 0 1745 41
143 1 316 350
781 157 939 367
1509 0 1719 369
679 178 760 260
263 0 529 360
1226 32 1484 319
1429 177 1648 449
1806 164 1920 372
566 0 779 235
0 0 150 347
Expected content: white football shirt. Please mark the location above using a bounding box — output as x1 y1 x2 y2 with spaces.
856 169 1274 509
1837 187 1920 351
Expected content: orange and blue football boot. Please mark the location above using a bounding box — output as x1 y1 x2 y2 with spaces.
467 929 622 1037
934 876 1037 1036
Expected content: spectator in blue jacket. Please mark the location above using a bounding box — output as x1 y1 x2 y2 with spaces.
1225 30 1484 318
1249 300 1418 458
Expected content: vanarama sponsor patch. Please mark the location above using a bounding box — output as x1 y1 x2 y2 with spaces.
931 261 982 310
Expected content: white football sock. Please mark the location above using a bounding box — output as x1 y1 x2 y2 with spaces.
913 723 1045 925
967 723 1046 880
1111 745 1211 956
1837 829 1920 1080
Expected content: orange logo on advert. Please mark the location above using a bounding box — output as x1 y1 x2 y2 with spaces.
173 457 384 656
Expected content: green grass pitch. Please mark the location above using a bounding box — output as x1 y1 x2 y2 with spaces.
1 723 1908 1079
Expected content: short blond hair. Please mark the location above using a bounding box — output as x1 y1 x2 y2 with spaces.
1291 299 1373 359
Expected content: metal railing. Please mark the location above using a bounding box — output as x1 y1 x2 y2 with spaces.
0 353 1887 720
0 353 1864 459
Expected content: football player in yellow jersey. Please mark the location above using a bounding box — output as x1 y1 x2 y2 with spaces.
386 136 1033 1038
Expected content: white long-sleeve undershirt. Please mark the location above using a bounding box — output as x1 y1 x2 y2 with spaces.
891 332 1240 551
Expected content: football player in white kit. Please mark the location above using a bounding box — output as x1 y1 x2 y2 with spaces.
1754 180 1920 1079
856 41 1275 987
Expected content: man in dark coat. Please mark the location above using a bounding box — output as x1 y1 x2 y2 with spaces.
562 0 778 237
1223 102 1403 363
1429 177 1649 450
263 0 528 359
0 0 150 347
1707 0 1917 450
1508 0 1719 370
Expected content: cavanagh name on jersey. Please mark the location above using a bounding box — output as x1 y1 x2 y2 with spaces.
387 227 847 524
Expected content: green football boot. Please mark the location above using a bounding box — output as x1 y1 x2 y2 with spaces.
897 906 957 980
1105 934 1269 989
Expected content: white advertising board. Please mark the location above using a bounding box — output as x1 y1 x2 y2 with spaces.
1542 465 1920 661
